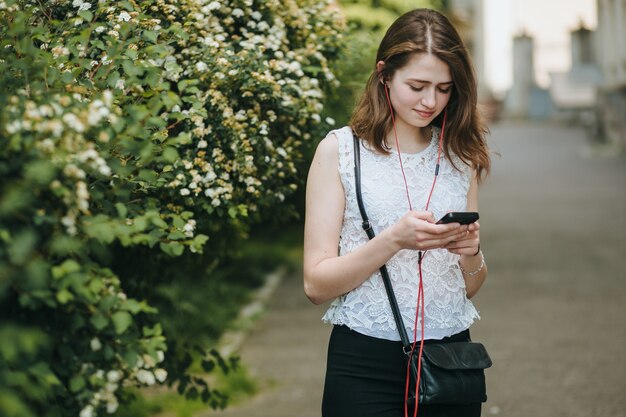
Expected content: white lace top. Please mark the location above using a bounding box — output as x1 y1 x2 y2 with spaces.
321 126 480 341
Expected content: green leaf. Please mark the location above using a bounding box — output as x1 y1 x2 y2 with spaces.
61 70 74 83
137 169 158 182
90 313 108 331
166 231 185 240
122 59 145 77
52 260 81 279
142 30 159 43
24 160 56 185
84 216 116 244
8 230 37 265
115 202 128 218
56 289 74 304
78 10 93 22
150 216 168 229
111 311 133 334
69 375 85 393
159 242 184 257
161 147 179 163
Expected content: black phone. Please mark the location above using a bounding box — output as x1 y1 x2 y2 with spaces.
436 212 479 225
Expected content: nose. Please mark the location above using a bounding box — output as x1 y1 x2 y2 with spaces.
421 87 436 109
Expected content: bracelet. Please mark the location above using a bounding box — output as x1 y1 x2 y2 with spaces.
459 251 485 276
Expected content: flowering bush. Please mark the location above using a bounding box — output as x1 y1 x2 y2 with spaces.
0 0 343 416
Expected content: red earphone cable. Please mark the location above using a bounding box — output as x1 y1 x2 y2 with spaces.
384 85 413 212
384 84 446 417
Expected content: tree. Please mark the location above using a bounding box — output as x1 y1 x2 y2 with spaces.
0 0 343 416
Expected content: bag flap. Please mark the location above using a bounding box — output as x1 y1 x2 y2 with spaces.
422 342 493 370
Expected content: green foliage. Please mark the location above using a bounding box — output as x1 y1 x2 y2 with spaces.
0 0 343 416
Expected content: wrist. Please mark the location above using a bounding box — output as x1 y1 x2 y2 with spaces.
380 224 403 253
459 250 485 276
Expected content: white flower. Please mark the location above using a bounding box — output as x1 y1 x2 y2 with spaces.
136 369 156 386
72 0 83 7
325 117 336 125
118 11 131 22
115 79 125 90
103 90 113 106
95 25 106 33
61 215 77 235
206 1 220 11
79 405 94 417
79 2 91 10
51 46 70 58
154 368 168 383
107 370 121 383
195 61 208 72
156 350 165 363
98 165 111 177
62 113 85 132
90 338 102 351
183 221 195 237
39 139 55 153
232 8 244 17
197 140 208 149
106 399 119 413
180 188 190 196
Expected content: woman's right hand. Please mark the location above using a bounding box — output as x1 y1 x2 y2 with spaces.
385 210 468 251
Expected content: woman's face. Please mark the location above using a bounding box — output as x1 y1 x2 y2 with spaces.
380 53 453 130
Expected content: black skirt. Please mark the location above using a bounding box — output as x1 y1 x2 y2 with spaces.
321 325 482 417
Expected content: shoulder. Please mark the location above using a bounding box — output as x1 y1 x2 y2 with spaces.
314 126 354 160
316 132 339 155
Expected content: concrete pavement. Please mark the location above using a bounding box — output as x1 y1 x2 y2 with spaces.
205 121 626 417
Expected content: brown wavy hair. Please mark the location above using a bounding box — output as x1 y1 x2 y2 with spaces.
350 8 491 181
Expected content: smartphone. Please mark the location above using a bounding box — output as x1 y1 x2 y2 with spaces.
436 212 479 225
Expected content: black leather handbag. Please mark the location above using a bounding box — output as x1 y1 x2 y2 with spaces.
352 132 492 405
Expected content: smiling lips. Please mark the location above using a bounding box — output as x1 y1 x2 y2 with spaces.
414 109 435 118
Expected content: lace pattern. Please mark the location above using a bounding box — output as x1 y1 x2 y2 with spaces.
321 126 480 341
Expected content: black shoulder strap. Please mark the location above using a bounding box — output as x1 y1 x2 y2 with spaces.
352 132 412 350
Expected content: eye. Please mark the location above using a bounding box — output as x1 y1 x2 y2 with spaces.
437 86 452 94
409 85 424 92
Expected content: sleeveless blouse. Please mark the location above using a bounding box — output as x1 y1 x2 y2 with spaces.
321 126 480 341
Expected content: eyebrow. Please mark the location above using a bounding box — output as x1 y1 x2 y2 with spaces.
407 79 454 85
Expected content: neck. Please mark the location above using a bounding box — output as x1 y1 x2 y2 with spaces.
387 122 431 154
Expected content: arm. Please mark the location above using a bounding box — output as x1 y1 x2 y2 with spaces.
445 173 487 298
303 134 468 305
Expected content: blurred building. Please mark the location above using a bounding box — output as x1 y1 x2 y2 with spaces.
595 0 626 150
503 32 553 119
548 23 602 126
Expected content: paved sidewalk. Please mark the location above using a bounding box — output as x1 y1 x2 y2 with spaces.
205 269 330 417
203 121 626 417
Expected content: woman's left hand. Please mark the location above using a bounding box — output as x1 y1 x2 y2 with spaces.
445 221 480 255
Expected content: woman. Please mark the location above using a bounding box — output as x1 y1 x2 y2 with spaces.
303 8 492 417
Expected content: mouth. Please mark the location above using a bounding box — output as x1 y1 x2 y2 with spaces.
414 109 435 118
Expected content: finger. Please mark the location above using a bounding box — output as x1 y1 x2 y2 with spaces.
467 221 480 232
411 210 436 223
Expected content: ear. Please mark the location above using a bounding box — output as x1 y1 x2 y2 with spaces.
376 60 386 84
